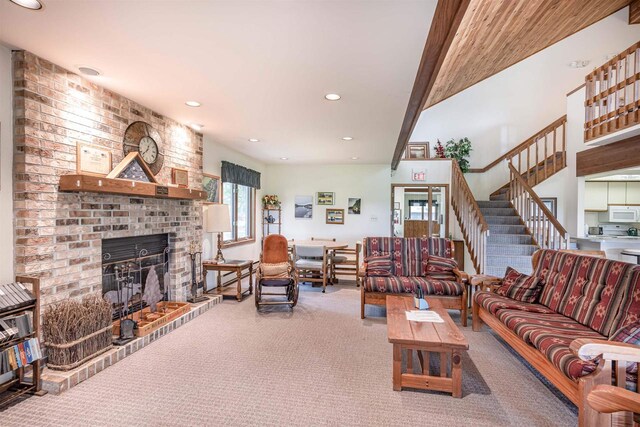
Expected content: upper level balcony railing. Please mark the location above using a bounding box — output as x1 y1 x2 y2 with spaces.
585 41 640 142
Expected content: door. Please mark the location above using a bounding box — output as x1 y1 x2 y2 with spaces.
391 184 449 238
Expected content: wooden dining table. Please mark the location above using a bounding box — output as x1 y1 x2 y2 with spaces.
288 240 349 250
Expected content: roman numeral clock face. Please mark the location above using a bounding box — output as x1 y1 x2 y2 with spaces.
122 121 164 176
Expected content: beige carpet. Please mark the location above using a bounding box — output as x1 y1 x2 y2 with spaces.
1 283 577 426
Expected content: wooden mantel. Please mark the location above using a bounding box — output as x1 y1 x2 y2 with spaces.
59 174 207 201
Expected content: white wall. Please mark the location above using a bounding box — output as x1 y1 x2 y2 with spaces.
0 46 13 282
264 164 390 243
202 137 267 289
412 9 640 200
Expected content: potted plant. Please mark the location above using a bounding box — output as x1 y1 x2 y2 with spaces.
262 194 281 209
445 137 472 173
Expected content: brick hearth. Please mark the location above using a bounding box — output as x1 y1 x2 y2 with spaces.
12 50 205 309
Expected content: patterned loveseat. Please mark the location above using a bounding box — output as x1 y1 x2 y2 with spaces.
472 249 640 425
360 237 468 325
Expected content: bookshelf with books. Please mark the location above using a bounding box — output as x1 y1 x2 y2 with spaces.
0 276 45 406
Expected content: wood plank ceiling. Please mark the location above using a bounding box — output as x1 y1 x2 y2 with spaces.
424 0 633 109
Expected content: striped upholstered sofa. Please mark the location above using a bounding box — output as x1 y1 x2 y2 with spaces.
360 237 468 324
473 249 640 425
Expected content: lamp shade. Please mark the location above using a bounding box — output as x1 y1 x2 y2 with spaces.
205 204 232 233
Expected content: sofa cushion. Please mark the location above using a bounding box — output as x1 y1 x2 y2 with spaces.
364 237 452 277
422 255 458 280
260 262 290 278
474 291 554 316
535 249 635 336
610 266 640 335
363 276 463 296
610 321 640 392
529 332 598 381
496 309 604 344
495 267 542 303
364 255 392 277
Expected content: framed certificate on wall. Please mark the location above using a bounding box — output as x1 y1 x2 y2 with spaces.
76 143 112 176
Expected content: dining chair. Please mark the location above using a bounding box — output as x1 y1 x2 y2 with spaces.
293 244 328 293
331 242 362 286
311 237 337 279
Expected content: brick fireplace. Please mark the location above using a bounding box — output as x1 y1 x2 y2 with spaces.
12 51 204 312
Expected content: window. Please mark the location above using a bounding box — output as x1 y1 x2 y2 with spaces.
222 182 255 245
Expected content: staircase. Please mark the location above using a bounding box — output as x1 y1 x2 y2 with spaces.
490 152 565 201
478 200 536 275
452 116 569 275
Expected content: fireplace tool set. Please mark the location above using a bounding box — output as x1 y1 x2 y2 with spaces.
188 241 208 303
103 246 171 345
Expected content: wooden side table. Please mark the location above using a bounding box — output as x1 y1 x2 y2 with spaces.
203 260 254 302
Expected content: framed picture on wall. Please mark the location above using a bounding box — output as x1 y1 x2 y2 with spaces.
529 197 557 220
404 143 430 160
326 209 344 225
76 143 112 176
393 209 402 225
317 192 334 205
348 198 361 214
295 195 313 219
202 173 221 204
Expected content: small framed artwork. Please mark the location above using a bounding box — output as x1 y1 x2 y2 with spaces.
393 209 402 225
76 143 112 176
326 208 344 225
405 143 430 160
348 198 361 214
295 195 313 219
529 197 557 220
202 173 221 204
317 192 335 205
172 168 189 188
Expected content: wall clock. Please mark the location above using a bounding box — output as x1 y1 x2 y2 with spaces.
123 121 164 176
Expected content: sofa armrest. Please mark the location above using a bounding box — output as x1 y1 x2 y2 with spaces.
587 384 640 415
453 268 469 283
358 262 368 278
571 338 640 363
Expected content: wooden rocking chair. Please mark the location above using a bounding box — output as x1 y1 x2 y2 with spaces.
255 234 298 309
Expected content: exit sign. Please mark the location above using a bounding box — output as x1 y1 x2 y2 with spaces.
412 170 426 181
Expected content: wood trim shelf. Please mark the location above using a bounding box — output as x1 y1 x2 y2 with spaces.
59 174 207 201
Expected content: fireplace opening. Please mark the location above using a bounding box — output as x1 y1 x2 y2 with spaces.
102 234 170 320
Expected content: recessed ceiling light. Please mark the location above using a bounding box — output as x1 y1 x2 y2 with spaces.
78 66 100 76
248 138 260 142
324 93 341 101
351 157 359 160
280 157 288 160
568 60 590 69
342 137 353 141
9 0 43 10
190 123 204 131
185 101 201 107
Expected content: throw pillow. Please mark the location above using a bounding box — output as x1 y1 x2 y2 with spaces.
365 254 392 277
495 267 542 303
423 255 458 280
260 262 290 278
609 322 640 389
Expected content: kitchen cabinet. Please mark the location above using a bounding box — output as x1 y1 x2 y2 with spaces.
626 182 640 204
608 182 626 204
584 181 608 211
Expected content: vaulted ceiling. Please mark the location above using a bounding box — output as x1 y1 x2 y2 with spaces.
425 0 634 108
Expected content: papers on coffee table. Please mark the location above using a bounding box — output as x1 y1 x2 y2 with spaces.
405 310 444 323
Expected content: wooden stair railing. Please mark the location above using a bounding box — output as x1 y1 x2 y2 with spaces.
451 160 489 274
585 41 640 142
508 163 568 250
471 115 567 183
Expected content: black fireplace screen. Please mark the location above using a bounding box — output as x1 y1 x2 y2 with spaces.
102 234 169 320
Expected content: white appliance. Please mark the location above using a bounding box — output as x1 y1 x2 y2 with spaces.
607 206 639 222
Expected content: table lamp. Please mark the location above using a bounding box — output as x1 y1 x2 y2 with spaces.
205 204 231 264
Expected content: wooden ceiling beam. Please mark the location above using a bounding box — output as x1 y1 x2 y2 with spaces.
391 0 471 170
630 0 640 24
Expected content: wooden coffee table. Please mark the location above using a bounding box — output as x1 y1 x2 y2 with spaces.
386 295 469 397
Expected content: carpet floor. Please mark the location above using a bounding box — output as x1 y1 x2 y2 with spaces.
1 283 577 426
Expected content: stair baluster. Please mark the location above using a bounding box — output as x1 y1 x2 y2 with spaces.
508 163 568 250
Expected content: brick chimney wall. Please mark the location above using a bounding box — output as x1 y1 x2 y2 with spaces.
12 51 204 308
